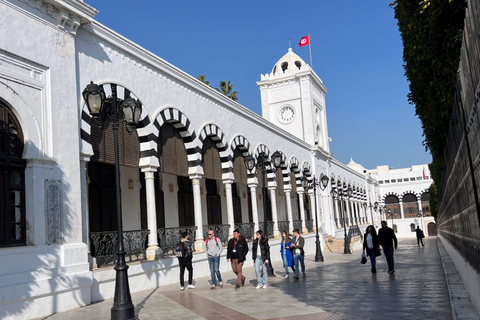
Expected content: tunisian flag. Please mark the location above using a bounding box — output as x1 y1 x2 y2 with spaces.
423 167 426 179
299 35 310 47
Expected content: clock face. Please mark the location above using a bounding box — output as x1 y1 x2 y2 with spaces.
278 106 296 124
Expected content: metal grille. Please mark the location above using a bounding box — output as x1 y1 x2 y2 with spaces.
157 226 197 256
203 224 230 245
437 0 480 274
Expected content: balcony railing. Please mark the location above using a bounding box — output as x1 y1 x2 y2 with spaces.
157 226 197 256
305 219 314 233
90 230 149 268
234 222 255 242
293 220 303 232
202 224 230 246
277 220 289 234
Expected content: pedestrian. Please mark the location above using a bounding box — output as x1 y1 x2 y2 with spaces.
226 229 249 290
290 228 306 279
206 229 223 289
252 230 270 289
378 220 398 274
415 226 425 247
362 225 381 273
177 231 195 290
280 231 295 278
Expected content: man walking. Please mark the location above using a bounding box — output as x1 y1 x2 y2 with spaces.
415 226 425 247
290 229 306 279
206 229 223 289
226 229 249 290
378 221 398 274
177 231 195 290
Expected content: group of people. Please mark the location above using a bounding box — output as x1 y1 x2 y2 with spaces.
362 220 399 274
177 228 307 291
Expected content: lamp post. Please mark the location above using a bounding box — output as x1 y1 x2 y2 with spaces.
330 186 353 254
82 82 142 320
302 174 329 262
418 210 424 230
244 151 282 276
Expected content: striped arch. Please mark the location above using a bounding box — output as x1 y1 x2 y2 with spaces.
401 190 419 201
301 161 312 184
382 192 400 203
253 144 276 187
147 107 201 175
80 82 149 162
289 157 302 190
271 150 290 188
230 135 252 157
198 123 231 180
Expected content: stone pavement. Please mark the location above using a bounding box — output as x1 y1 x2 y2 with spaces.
38 238 479 320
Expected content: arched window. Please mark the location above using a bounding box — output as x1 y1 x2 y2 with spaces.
402 193 418 218
0 101 26 247
410 223 416 232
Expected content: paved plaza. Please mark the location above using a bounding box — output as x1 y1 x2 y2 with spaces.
38 238 479 320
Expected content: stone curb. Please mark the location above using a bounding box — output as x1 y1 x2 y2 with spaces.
437 238 480 320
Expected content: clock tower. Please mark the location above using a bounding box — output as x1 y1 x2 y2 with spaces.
257 48 329 152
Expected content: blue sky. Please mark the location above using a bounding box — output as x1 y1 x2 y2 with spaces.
90 0 432 170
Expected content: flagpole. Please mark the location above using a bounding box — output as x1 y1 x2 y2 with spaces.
308 34 313 68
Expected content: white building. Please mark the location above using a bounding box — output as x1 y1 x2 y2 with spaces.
0 1 433 319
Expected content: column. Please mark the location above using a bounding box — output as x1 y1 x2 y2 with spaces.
224 179 235 239
334 199 341 228
249 184 260 232
269 187 280 238
284 187 294 233
144 169 162 260
399 200 405 219
191 174 205 252
308 190 316 232
298 191 308 234
346 200 352 226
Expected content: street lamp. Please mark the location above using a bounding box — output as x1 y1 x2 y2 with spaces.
302 174 329 262
418 210 424 229
330 186 353 254
82 82 142 320
244 151 282 276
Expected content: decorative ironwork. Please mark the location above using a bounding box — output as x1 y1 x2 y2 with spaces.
203 224 230 245
233 222 254 242
90 230 149 268
277 220 289 234
293 220 303 232
157 226 197 256
266 221 274 239
305 219 314 233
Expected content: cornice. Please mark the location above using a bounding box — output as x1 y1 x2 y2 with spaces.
257 69 327 94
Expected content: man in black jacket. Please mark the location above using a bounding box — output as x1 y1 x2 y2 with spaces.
226 229 249 290
378 221 398 274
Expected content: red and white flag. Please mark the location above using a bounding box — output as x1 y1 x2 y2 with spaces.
299 35 310 47
423 167 426 179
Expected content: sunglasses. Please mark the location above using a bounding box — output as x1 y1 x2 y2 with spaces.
208 233 213 235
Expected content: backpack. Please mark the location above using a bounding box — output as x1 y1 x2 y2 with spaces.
206 237 220 248
175 241 188 258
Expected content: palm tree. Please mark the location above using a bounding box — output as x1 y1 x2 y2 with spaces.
216 80 238 101
196 74 210 86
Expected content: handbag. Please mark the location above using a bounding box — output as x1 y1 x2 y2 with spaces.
375 248 382 257
360 253 367 264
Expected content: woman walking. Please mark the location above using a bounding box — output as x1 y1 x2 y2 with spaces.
252 230 271 289
363 225 381 273
280 231 295 278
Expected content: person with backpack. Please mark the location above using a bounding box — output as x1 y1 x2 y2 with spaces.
206 229 223 289
226 229 249 290
176 231 195 291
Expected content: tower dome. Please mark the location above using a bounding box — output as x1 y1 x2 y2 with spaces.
271 48 308 76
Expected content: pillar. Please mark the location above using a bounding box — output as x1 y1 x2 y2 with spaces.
224 179 235 239
269 187 280 238
144 169 162 260
285 187 294 233
191 174 205 252
298 191 307 234
249 184 260 232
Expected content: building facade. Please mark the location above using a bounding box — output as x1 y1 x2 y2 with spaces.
0 1 433 319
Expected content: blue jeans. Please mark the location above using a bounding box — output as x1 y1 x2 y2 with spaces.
282 252 289 275
367 248 376 271
383 246 394 271
254 255 268 286
208 256 222 286
293 254 305 276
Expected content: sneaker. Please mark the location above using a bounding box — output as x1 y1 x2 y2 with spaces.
218 281 223 288
235 284 241 290
180 286 185 291
371 269 376 274
187 284 196 289
388 270 395 274
284 275 289 279
256 285 262 289
241 277 246 286
263 285 267 289
302 272 306 278
210 284 216 289
294 275 299 279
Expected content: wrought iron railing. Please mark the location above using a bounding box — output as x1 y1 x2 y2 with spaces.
266 221 274 239
90 229 149 268
203 224 230 246
157 226 197 256
305 219 314 233
234 222 255 242
277 220 289 234
293 220 303 232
